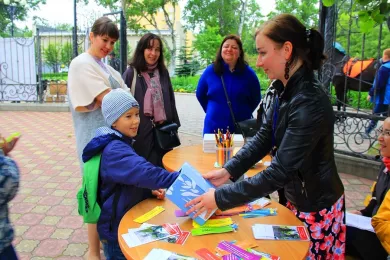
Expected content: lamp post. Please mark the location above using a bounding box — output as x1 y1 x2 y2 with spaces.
3 0 27 37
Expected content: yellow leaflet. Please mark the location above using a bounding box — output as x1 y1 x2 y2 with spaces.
192 217 233 228
133 206 165 223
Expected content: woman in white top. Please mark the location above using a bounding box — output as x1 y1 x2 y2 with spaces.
67 16 129 260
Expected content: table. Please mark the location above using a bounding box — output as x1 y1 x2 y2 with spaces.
118 145 309 259
118 199 310 259
162 144 272 178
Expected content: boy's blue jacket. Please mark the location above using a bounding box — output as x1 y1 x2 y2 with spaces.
369 60 390 104
82 127 179 242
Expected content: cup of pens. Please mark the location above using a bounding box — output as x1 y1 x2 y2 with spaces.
214 128 234 168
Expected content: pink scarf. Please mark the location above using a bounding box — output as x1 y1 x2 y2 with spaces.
141 64 166 124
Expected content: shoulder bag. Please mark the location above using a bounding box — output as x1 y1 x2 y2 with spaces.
137 71 181 150
220 76 260 139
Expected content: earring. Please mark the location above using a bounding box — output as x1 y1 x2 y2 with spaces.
284 60 290 80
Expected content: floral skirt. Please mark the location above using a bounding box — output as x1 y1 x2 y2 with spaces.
286 195 346 260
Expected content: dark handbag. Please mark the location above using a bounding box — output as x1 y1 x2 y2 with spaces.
238 118 261 138
153 122 181 150
220 76 260 139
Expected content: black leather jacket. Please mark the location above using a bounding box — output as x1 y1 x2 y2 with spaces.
216 66 344 212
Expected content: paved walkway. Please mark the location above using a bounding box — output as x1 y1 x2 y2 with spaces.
0 94 375 259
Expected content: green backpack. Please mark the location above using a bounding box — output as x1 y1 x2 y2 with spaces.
77 154 102 224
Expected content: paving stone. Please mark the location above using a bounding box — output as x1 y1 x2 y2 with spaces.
43 182 59 189
31 188 54 196
46 205 74 216
40 216 61 226
23 196 43 204
63 243 88 257
52 190 69 197
10 213 22 222
30 169 43 175
57 216 83 229
15 213 45 226
18 188 34 194
31 205 51 214
69 229 88 244
31 257 53 260
38 196 63 206
23 225 55 240
14 225 30 236
51 228 74 239
57 257 84 260
59 171 73 176
33 239 68 257
10 202 35 214
346 178 363 185
17 253 32 260
36 176 51 182
62 198 76 206
15 239 39 253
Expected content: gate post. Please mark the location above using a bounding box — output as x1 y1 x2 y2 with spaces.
36 28 43 103
120 9 127 75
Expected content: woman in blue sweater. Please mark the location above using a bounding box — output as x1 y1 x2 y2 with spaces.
196 35 261 134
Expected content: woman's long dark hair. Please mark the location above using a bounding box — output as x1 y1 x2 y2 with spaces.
214 35 247 75
129 33 167 72
255 14 326 71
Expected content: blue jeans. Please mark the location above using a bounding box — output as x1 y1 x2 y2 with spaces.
366 103 389 134
101 240 126 260
0 245 18 260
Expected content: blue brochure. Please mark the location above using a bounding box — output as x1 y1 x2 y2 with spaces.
166 162 217 225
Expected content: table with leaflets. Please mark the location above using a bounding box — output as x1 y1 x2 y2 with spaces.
117 145 310 259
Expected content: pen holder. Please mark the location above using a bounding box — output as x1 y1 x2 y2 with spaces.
215 145 234 168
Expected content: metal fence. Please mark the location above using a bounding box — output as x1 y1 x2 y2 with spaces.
319 0 388 160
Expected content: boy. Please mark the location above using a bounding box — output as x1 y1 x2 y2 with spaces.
82 89 179 259
366 48 390 136
0 134 20 260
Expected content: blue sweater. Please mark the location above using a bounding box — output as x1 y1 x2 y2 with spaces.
196 63 261 134
82 127 179 242
369 60 390 105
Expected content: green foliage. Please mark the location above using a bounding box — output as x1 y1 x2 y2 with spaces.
322 0 389 32
60 42 72 68
0 0 45 37
193 26 223 65
42 72 68 81
43 43 60 73
336 12 390 59
184 0 261 36
171 75 200 93
267 0 319 27
175 46 201 76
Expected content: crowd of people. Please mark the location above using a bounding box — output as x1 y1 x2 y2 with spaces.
1 13 390 260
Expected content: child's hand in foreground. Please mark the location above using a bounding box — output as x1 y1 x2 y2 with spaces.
152 189 166 200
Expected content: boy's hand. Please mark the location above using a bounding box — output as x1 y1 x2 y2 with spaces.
152 189 166 200
0 135 20 156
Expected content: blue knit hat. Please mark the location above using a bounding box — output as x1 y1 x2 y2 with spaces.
102 89 139 126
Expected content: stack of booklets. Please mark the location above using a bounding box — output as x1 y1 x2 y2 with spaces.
203 133 244 153
252 224 310 241
166 162 217 225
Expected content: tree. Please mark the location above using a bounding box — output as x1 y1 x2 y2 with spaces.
60 42 73 68
267 0 319 27
43 43 60 73
322 0 389 32
96 0 179 74
175 45 200 76
184 0 261 36
193 26 223 65
0 0 46 37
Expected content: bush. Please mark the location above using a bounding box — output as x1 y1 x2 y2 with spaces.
171 75 200 93
42 72 68 81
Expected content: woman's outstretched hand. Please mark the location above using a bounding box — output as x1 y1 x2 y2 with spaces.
203 168 231 187
185 188 217 219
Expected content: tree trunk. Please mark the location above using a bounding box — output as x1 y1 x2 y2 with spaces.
237 0 247 37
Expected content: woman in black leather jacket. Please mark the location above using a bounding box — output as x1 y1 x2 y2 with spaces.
186 14 345 259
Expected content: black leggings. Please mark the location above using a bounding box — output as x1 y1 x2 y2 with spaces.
346 226 388 260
